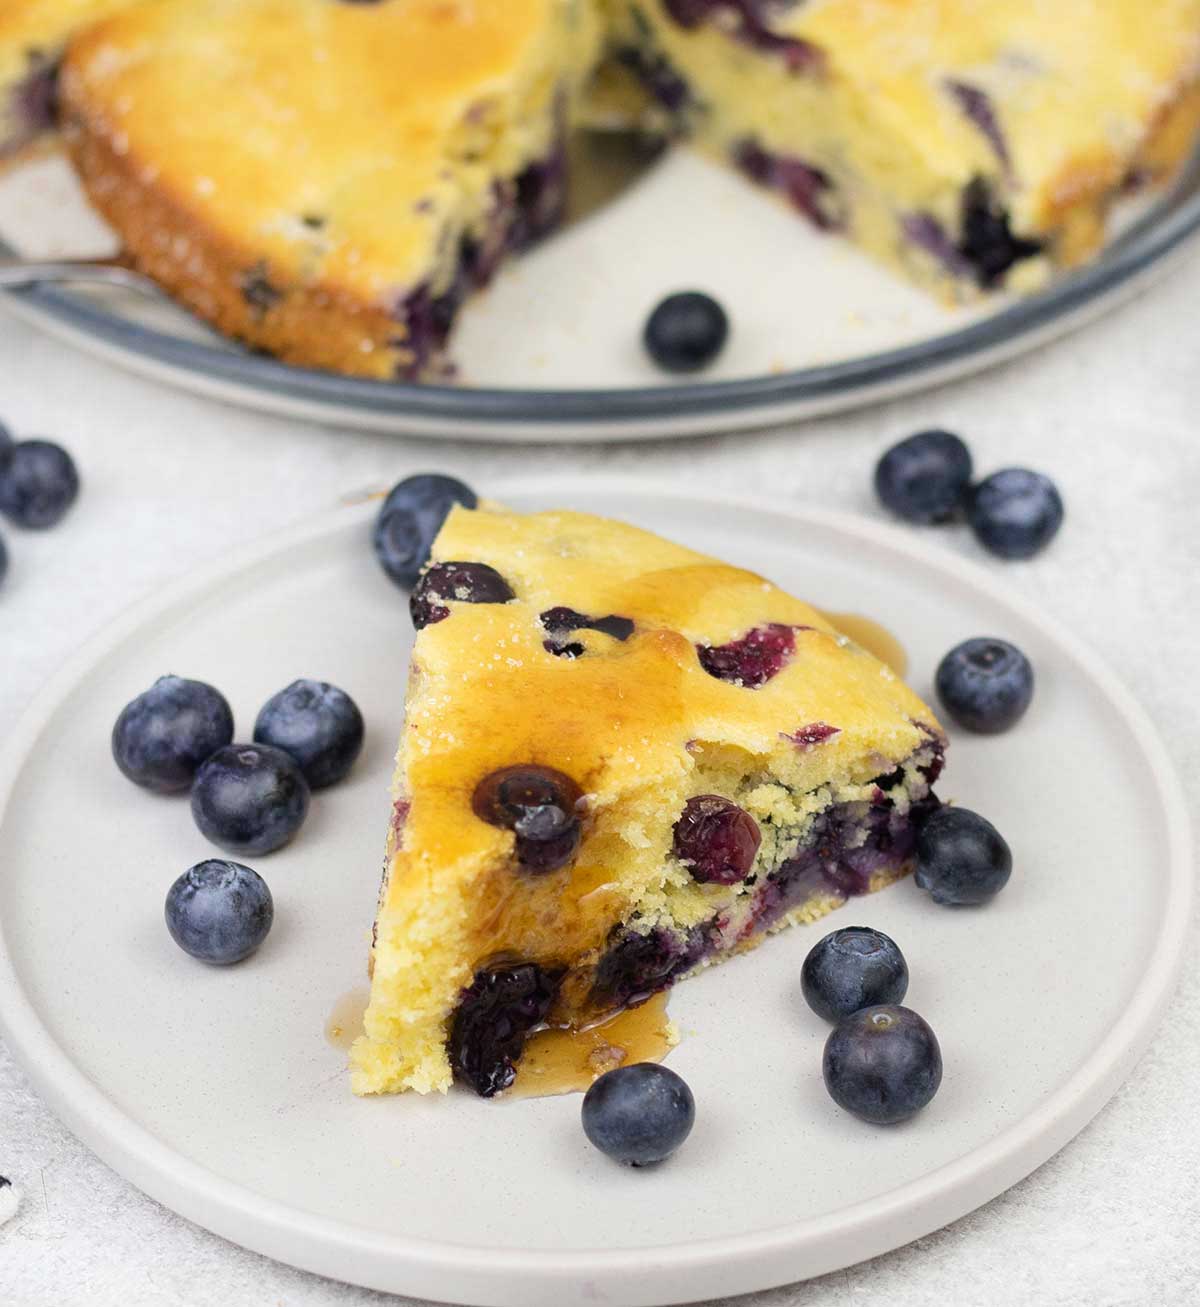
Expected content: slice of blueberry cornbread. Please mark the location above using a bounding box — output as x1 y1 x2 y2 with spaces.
0 1 140 165
607 0 1200 295
351 505 945 1097
56 0 604 379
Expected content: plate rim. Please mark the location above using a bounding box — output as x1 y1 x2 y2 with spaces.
0 478 1192 1305
2 150 1200 437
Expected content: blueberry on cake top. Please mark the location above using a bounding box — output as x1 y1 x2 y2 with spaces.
351 505 945 1097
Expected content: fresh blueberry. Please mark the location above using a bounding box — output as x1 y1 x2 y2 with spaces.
672 794 761 884
0 439 79 529
410 560 515 630
874 429 973 524
935 637 1034 734
0 1174 18 1228
823 1005 942 1124
915 806 1012 905
644 291 729 374
164 859 274 964
968 468 1064 559
582 1063 696 1166
190 744 310 856
373 473 477 589
472 764 583 872
802 926 909 1023
111 675 235 794
449 961 563 1096
253 679 364 789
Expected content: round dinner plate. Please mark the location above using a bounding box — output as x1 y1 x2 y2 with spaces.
0 480 1190 1306
1 148 1200 441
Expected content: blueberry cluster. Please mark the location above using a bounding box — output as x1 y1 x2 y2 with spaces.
0 421 80 591
112 674 364 964
874 429 1064 560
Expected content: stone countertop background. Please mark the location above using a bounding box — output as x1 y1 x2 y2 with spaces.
1 258 1198 1307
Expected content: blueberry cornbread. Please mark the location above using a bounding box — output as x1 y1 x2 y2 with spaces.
6 0 1198 376
0 1 139 164
57 0 604 379
609 0 1200 294
351 505 945 1097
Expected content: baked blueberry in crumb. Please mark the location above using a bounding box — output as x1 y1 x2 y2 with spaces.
373 473 477 589
0 438 79 529
410 561 515 629
968 468 1064 559
802 926 909 1023
936 637 1034 734
916 806 1012 905
823 1005 942 1124
253 679 365 788
165 859 273 965
874 430 973 524
644 291 729 373
449 961 563 1096
112 675 234 793
473 764 583 872
672 794 761 885
582 1063 695 1166
191 744 310 856
697 622 798 688
238 261 282 317
733 139 839 229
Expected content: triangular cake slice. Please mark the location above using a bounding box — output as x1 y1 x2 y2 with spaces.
351 504 945 1097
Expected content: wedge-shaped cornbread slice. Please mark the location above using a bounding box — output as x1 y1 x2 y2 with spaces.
352 505 945 1097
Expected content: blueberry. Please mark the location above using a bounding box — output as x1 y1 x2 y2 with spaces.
802 926 909 1023
935 637 1034 734
874 429 973 524
696 623 796 688
0 532 7 590
582 1063 695 1166
410 561 515 630
915 806 1012 905
373 473 477 589
644 291 729 374
472 764 583 872
164 859 273 964
190 744 310 856
672 794 761 885
0 1174 18 1228
968 468 1064 559
823 1005 942 1124
449 961 563 1096
112 675 235 794
253 679 364 789
0 439 79 529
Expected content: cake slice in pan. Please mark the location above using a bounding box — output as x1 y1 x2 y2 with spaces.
57 0 604 379
609 0 1200 295
0 0 141 165
351 504 945 1097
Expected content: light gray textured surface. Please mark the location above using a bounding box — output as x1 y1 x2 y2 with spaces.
0 259 1198 1307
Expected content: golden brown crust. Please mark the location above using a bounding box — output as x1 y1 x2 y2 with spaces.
62 110 409 380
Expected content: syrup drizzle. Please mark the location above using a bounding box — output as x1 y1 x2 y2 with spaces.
821 611 908 677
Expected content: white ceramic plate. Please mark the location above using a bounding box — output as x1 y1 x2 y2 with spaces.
0 480 1190 1305
1 150 1199 440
